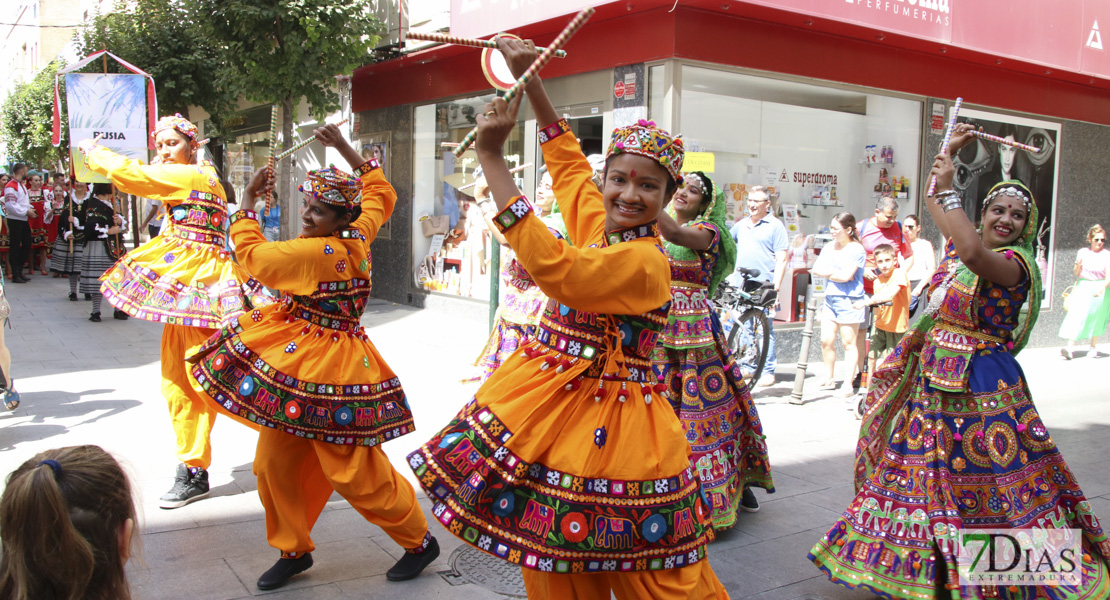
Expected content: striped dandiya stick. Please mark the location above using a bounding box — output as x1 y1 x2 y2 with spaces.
405 31 568 58
458 162 533 191
274 119 351 161
453 7 595 158
265 106 278 210
927 97 963 197
970 130 1041 153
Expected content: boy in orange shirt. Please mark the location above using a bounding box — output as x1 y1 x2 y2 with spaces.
853 243 909 385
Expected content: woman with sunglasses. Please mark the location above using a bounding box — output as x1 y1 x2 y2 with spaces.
1059 224 1110 359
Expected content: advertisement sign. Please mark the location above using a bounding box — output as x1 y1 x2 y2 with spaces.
952 108 1060 305
66 73 149 183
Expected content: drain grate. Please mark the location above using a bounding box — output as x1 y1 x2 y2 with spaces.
439 545 527 598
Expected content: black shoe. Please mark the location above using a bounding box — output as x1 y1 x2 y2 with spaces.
68 292 77 301
257 553 314 591
85 293 92 300
386 536 440 581
740 487 760 513
89 312 101 322
851 371 862 390
159 463 210 509
12 277 26 283
113 309 129 320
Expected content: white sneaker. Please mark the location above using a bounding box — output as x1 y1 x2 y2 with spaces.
757 374 775 387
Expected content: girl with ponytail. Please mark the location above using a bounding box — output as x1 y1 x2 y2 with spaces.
0 445 136 600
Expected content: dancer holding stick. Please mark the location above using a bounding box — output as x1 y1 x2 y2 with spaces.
188 124 438 590
48 180 87 300
410 36 729 599
274 120 349 161
925 97 963 197
77 114 270 509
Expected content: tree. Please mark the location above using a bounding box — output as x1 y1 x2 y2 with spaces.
1 60 69 170
193 0 384 209
77 0 234 124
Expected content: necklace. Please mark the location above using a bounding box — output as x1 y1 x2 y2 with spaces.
924 258 962 317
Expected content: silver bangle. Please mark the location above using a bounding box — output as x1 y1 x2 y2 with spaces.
933 189 959 204
941 194 963 213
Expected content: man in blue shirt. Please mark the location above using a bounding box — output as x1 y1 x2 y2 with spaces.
728 186 789 387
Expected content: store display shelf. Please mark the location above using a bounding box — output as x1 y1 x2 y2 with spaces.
801 202 844 207
860 161 896 167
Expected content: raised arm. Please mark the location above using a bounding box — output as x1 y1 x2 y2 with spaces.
227 210 318 295
492 198 671 314
658 211 715 251
81 145 186 201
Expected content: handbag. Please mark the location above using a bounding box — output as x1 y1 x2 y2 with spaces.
421 215 449 237
1062 284 1076 312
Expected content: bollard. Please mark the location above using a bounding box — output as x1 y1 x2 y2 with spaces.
790 287 819 405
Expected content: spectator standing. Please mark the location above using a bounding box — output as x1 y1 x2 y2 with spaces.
49 182 87 299
902 214 936 322
261 204 281 242
139 196 164 240
26 172 52 277
852 244 910 389
0 173 9 280
3 164 33 284
811 212 866 395
1059 224 1110 359
728 185 788 386
854 196 912 386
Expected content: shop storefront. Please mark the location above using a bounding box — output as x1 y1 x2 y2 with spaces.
352 1 1110 348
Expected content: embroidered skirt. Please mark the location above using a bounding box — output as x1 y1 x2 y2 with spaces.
49 235 83 275
80 241 118 294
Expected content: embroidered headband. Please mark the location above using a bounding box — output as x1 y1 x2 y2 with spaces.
152 113 199 141
685 171 714 201
984 185 1032 213
300 166 360 212
606 119 684 183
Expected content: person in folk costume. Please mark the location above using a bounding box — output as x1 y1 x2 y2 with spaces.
80 184 129 322
77 114 270 509
186 125 439 590
464 169 572 384
808 123 1110 599
25 172 52 277
653 171 774 529
409 38 728 599
50 180 88 299
0 173 9 280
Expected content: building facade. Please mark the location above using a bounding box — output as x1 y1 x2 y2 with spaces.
350 0 1110 349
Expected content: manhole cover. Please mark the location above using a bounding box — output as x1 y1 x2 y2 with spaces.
443 544 527 598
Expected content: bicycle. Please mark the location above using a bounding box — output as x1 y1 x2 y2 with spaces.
714 267 778 384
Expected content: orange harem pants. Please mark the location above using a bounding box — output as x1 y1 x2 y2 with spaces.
254 427 430 554
162 324 219 469
522 562 730 600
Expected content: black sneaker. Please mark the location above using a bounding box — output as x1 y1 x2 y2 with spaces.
68 292 77 301
89 312 101 322
113 309 129 320
740 487 760 513
257 553 313 590
386 536 440 581
159 464 210 509
851 371 862 390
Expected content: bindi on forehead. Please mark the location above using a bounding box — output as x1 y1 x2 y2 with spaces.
629 169 637 178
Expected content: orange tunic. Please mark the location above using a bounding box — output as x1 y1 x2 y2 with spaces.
409 120 716 575
187 161 413 445
83 147 268 328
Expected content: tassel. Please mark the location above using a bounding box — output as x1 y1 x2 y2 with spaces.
565 378 582 391
541 356 558 371
556 359 571 374
617 382 629 403
641 385 653 404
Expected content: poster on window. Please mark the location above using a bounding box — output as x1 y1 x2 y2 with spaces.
65 73 149 183
360 132 391 239
951 109 1060 306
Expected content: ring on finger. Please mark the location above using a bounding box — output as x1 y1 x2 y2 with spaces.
485 110 497 117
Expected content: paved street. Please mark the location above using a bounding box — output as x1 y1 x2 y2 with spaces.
2 275 1109 600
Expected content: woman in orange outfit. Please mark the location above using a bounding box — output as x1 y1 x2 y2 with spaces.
77 115 269 509
409 38 728 600
187 124 437 591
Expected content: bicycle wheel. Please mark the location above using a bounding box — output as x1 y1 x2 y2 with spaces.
726 307 771 384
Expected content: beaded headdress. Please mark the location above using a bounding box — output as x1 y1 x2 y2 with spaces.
152 113 199 141
300 166 360 212
983 184 1032 215
606 119 684 183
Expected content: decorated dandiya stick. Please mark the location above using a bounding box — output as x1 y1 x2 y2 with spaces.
265 106 278 210
927 97 963 197
453 7 595 158
274 119 351 161
969 130 1040 153
405 31 568 58
458 162 533 191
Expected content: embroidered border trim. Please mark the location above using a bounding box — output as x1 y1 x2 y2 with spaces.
606 222 661 247
355 159 381 176
407 399 714 572
495 197 533 233
538 119 573 145
190 331 414 446
229 210 258 226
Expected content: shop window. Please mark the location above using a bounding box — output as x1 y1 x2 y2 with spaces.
412 94 525 300
678 65 922 324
